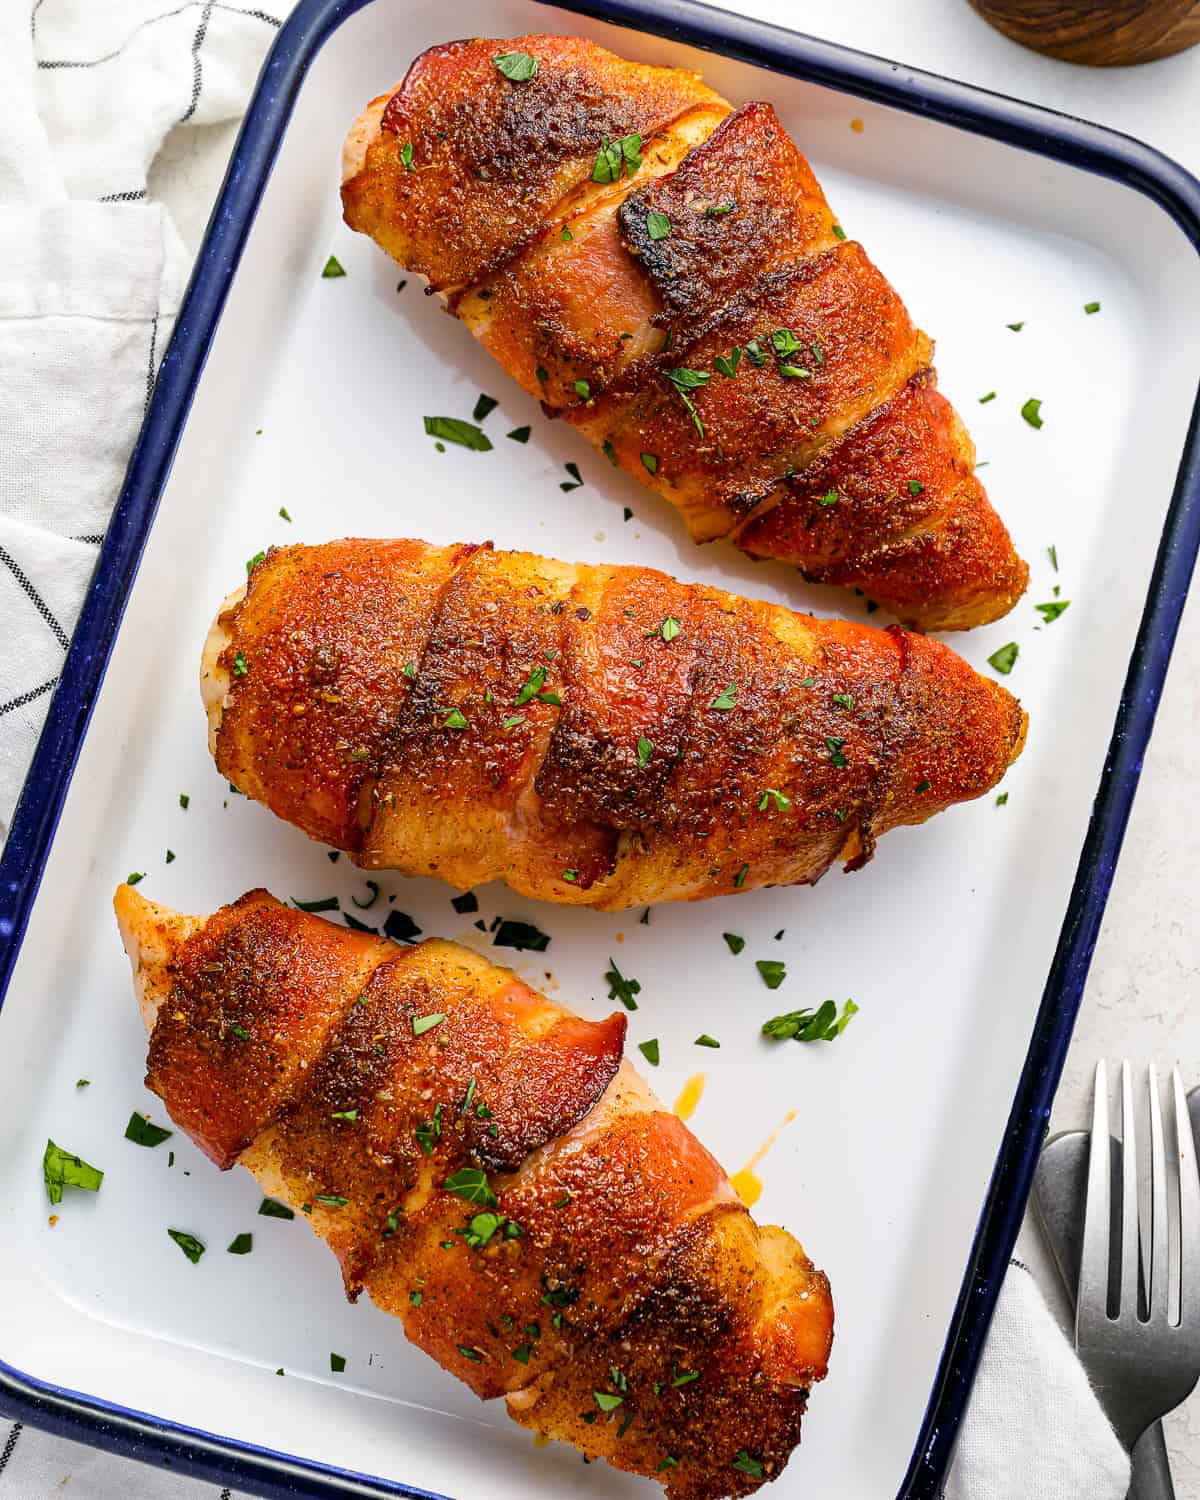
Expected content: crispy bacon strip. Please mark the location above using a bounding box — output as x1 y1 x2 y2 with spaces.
114 886 834 1498
203 539 1026 908
341 36 1027 630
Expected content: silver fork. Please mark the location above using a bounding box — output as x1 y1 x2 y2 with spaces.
1077 1061 1200 1497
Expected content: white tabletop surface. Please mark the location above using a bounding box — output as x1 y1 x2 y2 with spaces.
148 0 1200 1483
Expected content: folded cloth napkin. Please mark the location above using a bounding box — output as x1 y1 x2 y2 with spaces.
0 5 1136 1499
0 0 282 837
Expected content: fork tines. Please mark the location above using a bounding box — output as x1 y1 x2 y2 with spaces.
1075 1062 1200 1451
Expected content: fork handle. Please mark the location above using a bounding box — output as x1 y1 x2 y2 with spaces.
1128 1424 1175 1500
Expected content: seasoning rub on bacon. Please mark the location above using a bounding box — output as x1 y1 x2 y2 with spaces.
203 538 1027 908
341 35 1028 630
114 884 834 1498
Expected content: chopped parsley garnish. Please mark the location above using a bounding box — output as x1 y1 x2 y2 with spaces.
501 714 525 731
43 1140 103 1204
672 1368 700 1387
76 1079 89 1089
825 736 847 768
258 1197 293 1220
573 380 591 401
1048 543 1059 571
723 933 745 955
292 896 338 912
665 366 710 437
315 1194 349 1207
706 200 734 217
330 1110 358 1122
988 642 1019 675
979 391 997 404
124 1112 172 1148
733 863 749 888
695 1033 720 1048
763 998 858 1042
1036 599 1070 623
744 337 767 367
507 425 531 443
1020 398 1043 429
246 550 265 575
493 919 550 952
605 959 641 1011
832 223 847 239
661 615 681 642
232 651 248 677
658 1456 680 1472
772 328 801 357
1007 321 1024 332
165 849 175 864
512 1343 532 1364
832 692 853 710
279 506 291 522
1084 300 1101 314
167 1229 205 1263
711 681 737 711
460 1210 506 1248
733 1452 764 1478
473 394 498 422
713 346 742 379
756 959 786 990
321 255 345 279
228 1233 253 1255
516 665 550 706
457 1344 484 1362
591 133 642 183
422 416 492 452
451 891 478 914
916 778 932 794
908 479 923 495
594 1391 624 1412
640 452 659 474
779 362 811 379
819 490 838 507
409 1290 423 1307
561 225 574 242
562 869 579 883
415 1102 443 1156
443 1168 497 1207
412 1013 445 1037
646 209 671 240
178 793 189 809
351 880 379 910
440 706 468 730
997 791 1009 805
602 438 618 466
330 1352 346 1373
384 910 421 944
493 49 538 81
636 735 653 769
758 788 791 812
638 1038 660 1066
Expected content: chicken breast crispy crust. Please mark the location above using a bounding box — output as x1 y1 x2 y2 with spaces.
115 884 834 1498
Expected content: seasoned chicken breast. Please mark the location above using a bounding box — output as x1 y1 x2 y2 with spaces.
203 538 1027 907
341 35 1028 630
115 884 834 1498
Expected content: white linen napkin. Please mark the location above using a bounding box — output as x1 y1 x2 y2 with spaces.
0 5 1136 1498
0 0 282 837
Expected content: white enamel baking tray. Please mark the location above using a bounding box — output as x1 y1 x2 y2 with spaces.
3 1 1200 1497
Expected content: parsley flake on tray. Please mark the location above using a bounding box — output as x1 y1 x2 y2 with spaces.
763 999 859 1043
43 1139 103 1205
423 416 492 452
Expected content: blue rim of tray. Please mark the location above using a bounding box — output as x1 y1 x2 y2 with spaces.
2 0 1200 1495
